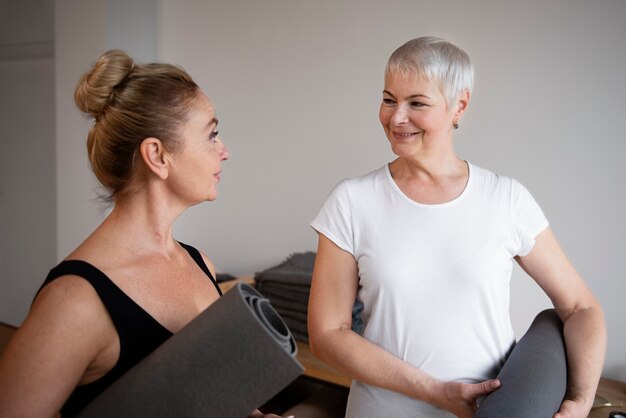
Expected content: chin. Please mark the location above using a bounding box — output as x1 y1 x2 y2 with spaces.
191 193 218 205
389 142 419 158
207 190 220 201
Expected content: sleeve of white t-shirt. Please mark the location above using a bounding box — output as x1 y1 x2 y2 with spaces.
310 180 354 255
510 179 550 257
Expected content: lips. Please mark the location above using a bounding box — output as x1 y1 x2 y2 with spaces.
214 170 222 181
392 130 420 139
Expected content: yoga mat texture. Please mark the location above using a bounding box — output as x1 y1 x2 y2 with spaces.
78 283 304 418
475 309 567 418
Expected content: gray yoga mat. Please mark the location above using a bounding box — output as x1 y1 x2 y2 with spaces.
475 309 567 418
78 282 304 418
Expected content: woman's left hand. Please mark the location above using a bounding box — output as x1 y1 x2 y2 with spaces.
554 398 592 418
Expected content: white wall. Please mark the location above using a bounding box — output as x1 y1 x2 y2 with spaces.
3 0 620 381
0 0 56 326
158 0 626 380
55 0 158 261
55 0 108 265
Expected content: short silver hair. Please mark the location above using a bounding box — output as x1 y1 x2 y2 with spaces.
385 36 474 109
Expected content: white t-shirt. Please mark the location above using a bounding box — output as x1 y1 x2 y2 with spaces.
311 162 549 418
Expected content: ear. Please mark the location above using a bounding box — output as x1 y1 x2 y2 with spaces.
454 90 470 122
455 89 471 119
139 137 170 180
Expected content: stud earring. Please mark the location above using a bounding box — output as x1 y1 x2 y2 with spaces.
453 122 459 130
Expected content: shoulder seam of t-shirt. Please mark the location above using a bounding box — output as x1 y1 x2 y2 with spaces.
508 178 550 256
310 221 354 255
343 180 356 253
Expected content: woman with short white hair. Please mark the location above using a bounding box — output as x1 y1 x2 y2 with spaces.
308 36 606 418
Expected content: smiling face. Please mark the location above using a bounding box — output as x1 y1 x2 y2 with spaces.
167 91 229 205
379 71 467 158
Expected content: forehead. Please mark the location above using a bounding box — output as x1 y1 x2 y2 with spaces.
189 91 215 121
177 91 216 141
384 71 442 95
182 91 215 131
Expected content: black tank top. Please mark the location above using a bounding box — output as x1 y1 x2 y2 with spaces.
38 243 222 417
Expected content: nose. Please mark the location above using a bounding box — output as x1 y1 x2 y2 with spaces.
220 139 230 160
391 105 409 125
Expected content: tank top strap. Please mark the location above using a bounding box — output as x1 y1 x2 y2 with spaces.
178 241 223 296
40 260 171 335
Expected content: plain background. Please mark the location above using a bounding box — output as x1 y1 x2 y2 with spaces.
1 0 624 381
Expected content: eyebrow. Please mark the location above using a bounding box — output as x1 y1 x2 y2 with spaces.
382 90 431 100
207 117 219 130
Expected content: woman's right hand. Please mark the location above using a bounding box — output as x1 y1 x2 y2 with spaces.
428 378 501 418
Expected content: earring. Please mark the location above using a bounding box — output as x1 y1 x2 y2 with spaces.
453 122 459 130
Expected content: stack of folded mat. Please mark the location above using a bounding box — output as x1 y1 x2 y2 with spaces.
255 252 364 343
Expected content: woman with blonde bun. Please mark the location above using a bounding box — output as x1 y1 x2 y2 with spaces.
0 50 284 418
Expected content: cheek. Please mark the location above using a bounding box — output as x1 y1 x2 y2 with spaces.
414 113 439 130
379 106 390 126
206 149 223 169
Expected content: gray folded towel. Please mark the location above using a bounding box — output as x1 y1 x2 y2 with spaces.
255 252 317 286
255 252 364 341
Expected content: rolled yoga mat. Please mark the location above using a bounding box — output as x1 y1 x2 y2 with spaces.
78 282 304 418
475 309 568 418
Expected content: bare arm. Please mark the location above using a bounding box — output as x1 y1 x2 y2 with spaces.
0 277 116 417
515 227 607 418
308 233 500 418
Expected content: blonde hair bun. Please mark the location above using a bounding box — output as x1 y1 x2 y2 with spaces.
74 50 134 119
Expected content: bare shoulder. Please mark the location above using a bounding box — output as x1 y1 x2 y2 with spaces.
34 274 109 324
26 274 116 361
0 275 116 416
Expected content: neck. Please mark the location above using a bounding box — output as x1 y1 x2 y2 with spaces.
98 183 186 258
391 150 466 181
388 154 470 205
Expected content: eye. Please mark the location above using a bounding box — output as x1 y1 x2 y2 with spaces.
209 130 219 141
382 98 395 106
410 101 427 108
